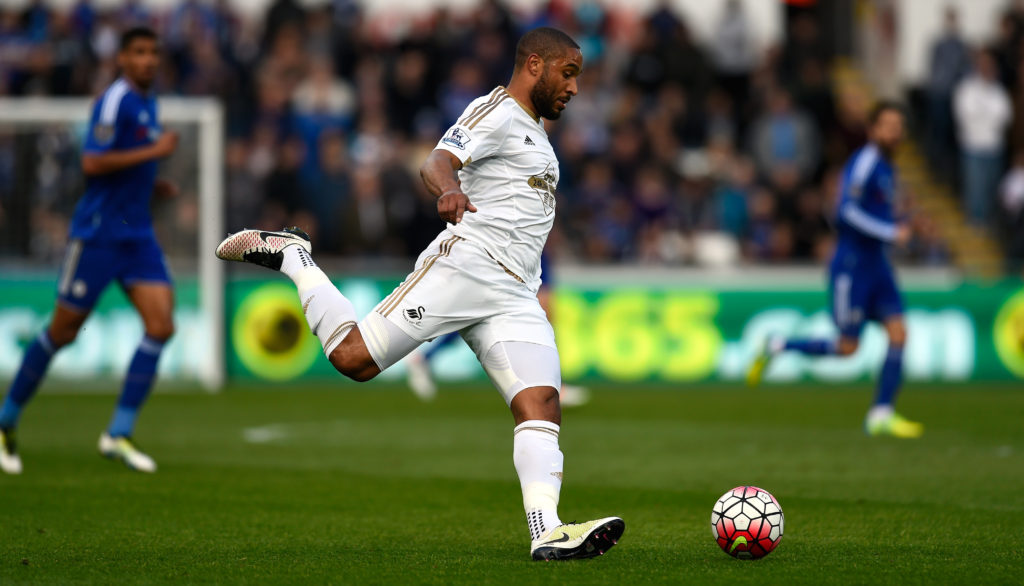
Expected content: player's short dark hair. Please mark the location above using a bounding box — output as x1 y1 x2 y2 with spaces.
514 27 580 70
868 100 905 126
120 26 158 51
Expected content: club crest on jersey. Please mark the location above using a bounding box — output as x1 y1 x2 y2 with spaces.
93 123 114 144
404 306 426 325
527 162 557 215
441 127 471 150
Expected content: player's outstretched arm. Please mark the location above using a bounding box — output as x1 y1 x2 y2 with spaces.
420 149 477 224
82 131 178 176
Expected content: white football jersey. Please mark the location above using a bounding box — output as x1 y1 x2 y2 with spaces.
434 86 559 291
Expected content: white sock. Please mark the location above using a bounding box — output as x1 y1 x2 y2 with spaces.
280 245 318 283
280 246 357 356
513 420 564 541
867 404 894 423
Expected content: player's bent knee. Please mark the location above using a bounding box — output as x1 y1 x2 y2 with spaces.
510 386 561 425
328 347 380 382
146 321 175 342
886 323 907 346
47 324 79 348
837 339 859 356
49 329 77 348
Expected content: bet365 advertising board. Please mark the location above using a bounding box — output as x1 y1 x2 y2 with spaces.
224 275 1024 384
1 273 1022 386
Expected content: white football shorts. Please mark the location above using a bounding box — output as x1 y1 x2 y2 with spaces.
359 230 560 403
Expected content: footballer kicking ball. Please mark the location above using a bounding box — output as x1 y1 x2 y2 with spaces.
711 486 784 559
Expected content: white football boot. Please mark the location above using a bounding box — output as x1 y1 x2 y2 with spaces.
405 351 438 402
559 384 591 408
215 226 311 270
530 516 625 561
99 433 157 473
0 427 23 475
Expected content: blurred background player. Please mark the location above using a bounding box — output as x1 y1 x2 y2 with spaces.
0 27 178 474
747 102 923 439
405 249 591 407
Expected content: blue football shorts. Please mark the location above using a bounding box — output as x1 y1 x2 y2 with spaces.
55 237 172 312
829 263 903 338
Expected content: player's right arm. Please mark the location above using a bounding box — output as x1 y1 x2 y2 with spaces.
839 150 911 246
81 132 178 176
423 92 511 224
420 149 477 224
839 200 910 245
80 88 178 177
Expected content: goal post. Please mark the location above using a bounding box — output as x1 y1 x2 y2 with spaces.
0 97 225 391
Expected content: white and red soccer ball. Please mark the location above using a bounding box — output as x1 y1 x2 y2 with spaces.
711 486 784 559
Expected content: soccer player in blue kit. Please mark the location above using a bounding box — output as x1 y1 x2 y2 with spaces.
747 102 924 438
0 27 179 474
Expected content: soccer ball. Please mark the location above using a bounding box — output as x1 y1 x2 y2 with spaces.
711 486 784 559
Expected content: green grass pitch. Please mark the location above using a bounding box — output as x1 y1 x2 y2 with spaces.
0 382 1021 585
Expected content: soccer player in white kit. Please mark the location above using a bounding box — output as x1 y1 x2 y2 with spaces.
216 27 624 561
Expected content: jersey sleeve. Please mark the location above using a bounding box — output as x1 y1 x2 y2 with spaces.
840 148 898 242
83 91 131 154
839 200 897 242
434 98 510 166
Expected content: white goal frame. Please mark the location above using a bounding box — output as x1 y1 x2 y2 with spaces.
0 97 225 391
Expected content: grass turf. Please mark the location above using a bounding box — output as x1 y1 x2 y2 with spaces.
0 383 1021 585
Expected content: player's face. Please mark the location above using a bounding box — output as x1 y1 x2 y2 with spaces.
871 110 904 151
118 37 160 89
530 48 583 120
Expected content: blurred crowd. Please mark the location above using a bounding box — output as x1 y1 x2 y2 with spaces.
924 5 1024 270
0 0 953 267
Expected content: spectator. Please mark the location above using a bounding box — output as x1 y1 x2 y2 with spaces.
0 0 956 269
711 0 755 125
954 49 1012 226
749 88 820 192
712 155 754 239
925 7 970 180
999 151 1024 269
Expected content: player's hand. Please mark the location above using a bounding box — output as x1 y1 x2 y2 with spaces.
153 131 179 158
437 189 477 224
895 223 912 246
154 178 179 198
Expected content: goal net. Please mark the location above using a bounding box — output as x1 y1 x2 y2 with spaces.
0 97 224 391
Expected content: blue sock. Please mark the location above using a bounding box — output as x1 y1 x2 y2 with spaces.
423 331 461 362
0 331 57 429
783 339 837 356
873 345 904 407
108 335 166 438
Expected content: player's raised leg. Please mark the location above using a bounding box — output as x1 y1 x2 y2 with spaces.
216 227 397 382
0 305 88 474
99 282 174 472
747 335 841 386
479 340 624 560
865 316 923 438
749 267 862 386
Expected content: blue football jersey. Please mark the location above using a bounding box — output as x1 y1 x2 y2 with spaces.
71 78 161 242
833 143 899 259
